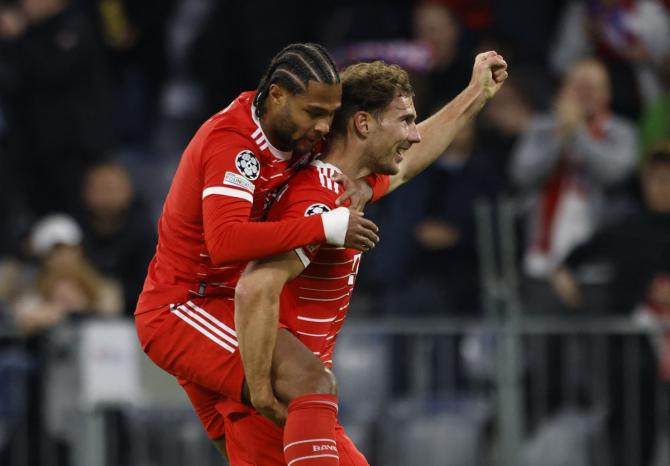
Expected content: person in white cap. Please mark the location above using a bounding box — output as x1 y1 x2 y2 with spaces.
10 214 122 336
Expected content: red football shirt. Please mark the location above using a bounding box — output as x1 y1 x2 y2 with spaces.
136 92 327 313
267 160 371 368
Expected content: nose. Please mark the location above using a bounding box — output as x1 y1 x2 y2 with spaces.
314 118 331 137
408 123 421 144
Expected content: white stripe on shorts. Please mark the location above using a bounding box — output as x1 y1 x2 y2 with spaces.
185 301 238 337
176 305 238 348
172 307 236 353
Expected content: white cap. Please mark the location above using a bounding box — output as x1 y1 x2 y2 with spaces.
30 214 83 257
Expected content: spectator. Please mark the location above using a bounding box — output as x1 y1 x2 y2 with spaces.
490 0 564 66
510 57 638 314
552 141 670 314
0 0 113 216
77 161 156 316
11 214 122 337
551 0 670 120
358 1 474 312
550 142 670 466
90 0 175 147
478 74 535 169
408 119 506 315
411 1 471 119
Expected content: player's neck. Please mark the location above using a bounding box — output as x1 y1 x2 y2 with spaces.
321 136 372 180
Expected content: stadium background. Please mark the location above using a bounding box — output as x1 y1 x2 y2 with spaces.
1 0 670 464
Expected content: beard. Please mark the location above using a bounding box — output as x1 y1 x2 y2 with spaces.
271 105 300 151
363 145 401 176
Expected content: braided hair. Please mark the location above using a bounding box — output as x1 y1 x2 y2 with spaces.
254 43 340 119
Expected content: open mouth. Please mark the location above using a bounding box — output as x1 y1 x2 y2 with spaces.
394 147 409 163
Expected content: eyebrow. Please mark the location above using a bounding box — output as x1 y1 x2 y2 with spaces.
306 104 340 113
399 111 417 121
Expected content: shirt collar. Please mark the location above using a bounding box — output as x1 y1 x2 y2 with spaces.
250 103 292 160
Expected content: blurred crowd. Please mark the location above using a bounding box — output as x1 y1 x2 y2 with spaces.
0 0 670 464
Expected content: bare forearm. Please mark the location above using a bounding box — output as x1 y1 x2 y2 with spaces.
233 254 304 424
389 84 488 192
234 286 279 397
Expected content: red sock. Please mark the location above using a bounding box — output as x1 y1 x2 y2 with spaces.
283 394 339 465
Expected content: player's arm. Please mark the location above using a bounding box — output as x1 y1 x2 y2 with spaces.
235 175 337 425
201 133 378 265
386 51 508 194
234 250 305 425
334 172 391 210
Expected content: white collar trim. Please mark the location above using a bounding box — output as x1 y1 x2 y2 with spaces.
250 104 292 160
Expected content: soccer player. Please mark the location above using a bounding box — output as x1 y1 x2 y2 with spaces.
227 53 508 465
134 43 384 457
136 40 506 463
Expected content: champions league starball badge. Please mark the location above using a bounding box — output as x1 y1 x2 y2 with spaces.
235 150 260 180
304 204 331 216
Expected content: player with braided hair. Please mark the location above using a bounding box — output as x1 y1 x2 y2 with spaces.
135 42 383 458
253 43 340 118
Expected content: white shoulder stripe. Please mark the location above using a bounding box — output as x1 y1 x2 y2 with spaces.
317 167 327 188
202 186 253 202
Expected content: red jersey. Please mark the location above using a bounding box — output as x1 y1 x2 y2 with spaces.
136 92 326 313
267 160 368 368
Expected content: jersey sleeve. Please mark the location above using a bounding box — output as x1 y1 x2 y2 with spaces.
266 174 340 268
366 173 391 203
200 130 328 265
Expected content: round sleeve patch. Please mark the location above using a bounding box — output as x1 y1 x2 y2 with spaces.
304 203 331 216
235 150 260 180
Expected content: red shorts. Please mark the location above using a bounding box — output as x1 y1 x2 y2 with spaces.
136 297 367 464
223 403 370 466
135 297 251 438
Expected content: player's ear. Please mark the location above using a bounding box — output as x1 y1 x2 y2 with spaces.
268 84 287 107
353 111 372 137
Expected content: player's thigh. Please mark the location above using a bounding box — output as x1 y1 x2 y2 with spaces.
138 298 245 402
270 328 337 403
